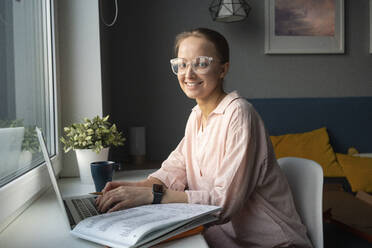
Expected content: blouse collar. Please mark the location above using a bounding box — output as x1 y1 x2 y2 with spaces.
192 91 241 115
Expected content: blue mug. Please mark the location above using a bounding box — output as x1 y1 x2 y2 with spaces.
90 161 120 192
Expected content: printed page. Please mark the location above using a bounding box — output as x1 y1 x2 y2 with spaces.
71 203 220 247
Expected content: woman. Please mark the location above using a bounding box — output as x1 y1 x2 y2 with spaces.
96 28 312 248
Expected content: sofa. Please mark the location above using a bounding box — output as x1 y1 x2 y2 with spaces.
249 96 372 193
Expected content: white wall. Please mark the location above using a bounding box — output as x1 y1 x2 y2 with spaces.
58 0 103 177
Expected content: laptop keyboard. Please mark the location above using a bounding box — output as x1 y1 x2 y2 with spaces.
71 197 99 219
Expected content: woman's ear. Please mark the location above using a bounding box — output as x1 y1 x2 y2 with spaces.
220 62 230 79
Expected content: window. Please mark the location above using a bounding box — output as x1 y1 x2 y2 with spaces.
0 0 56 187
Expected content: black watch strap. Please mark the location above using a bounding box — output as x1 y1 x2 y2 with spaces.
152 184 164 204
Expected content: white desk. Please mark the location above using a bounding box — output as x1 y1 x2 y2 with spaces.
0 169 209 248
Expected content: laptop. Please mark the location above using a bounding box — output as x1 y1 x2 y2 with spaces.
0 127 24 180
36 127 100 229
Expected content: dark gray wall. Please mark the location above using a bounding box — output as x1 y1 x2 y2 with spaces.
99 0 372 163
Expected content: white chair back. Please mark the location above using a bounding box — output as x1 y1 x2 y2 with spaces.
278 157 324 248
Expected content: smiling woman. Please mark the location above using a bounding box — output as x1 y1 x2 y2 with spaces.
96 28 313 248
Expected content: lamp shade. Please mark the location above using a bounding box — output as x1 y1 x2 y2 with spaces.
209 0 251 23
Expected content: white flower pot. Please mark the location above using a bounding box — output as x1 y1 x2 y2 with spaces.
75 148 109 184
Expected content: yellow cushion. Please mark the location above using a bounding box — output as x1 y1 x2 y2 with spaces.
270 127 343 177
336 153 372 193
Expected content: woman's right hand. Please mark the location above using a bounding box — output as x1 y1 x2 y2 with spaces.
95 181 132 206
102 181 129 193
95 177 165 208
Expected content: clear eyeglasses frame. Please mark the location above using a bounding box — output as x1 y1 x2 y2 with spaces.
170 56 214 76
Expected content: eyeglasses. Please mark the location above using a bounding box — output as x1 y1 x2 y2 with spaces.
170 56 214 76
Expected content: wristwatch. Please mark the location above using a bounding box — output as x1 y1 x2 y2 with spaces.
152 184 164 204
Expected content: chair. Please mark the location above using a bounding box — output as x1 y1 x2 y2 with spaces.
277 157 324 248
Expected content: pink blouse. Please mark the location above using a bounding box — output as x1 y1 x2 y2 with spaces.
149 91 313 248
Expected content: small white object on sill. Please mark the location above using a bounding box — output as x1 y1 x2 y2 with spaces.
353 153 372 158
129 126 146 164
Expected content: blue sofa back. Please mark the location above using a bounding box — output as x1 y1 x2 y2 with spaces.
248 97 372 154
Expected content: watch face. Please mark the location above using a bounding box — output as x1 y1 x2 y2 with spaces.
153 184 163 193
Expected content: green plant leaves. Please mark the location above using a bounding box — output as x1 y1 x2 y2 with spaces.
60 115 126 153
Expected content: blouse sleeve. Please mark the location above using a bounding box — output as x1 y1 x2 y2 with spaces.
148 137 187 191
185 106 265 221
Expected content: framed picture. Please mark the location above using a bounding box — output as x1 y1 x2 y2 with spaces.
265 0 344 54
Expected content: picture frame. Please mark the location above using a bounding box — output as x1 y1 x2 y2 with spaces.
265 0 344 54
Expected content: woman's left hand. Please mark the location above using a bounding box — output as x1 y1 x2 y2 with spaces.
96 186 153 213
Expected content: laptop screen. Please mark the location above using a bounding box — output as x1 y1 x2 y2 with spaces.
35 127 71 228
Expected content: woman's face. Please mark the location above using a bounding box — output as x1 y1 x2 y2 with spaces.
176 36 228 101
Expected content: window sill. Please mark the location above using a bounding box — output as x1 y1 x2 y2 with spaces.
0 169 209 248
0 154 62 233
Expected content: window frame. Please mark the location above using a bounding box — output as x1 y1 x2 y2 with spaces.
0 0 61 232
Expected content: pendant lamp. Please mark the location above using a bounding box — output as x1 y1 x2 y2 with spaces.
209 0 251 23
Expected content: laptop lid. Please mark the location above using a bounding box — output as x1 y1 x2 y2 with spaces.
35 127 71 229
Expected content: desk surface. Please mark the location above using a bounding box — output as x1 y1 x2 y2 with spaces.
0 169 209 248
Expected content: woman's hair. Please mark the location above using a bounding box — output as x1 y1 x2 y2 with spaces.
174 28 229 64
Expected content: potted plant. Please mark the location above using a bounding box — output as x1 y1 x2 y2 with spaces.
60 115 125 184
